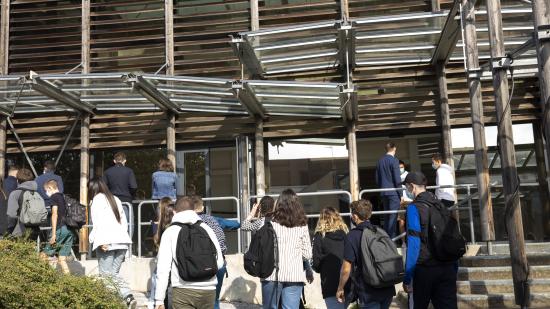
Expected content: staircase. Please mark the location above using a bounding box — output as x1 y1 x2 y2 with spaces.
457 243 550 308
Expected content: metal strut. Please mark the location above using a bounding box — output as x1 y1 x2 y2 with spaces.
54 116 80 167
6 117 38 177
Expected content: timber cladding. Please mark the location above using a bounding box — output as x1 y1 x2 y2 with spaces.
0 0 542 152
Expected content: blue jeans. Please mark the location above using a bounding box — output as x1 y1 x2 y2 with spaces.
97 249 131 299
325 296 346 309
215 262 227 309
358 297 393 309
382 195 400 238
261 281 303 309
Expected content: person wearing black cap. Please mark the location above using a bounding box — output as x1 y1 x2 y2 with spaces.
402 171 457 309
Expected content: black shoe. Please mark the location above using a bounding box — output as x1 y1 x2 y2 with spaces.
124 295 137 309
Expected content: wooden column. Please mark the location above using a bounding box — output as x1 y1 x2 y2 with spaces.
436 63 454 167
250 0 259 31
79 114 90 259
340 0 350 21
255 118 265 196
0 117 6 180
167 113 176 169
347 123 359 201
487 1 530 305
431 0 441 12
79 0 91 259
0 0 9 74
165 0 174 75
238 136 250 251
533 123 550 240
461 0 495 241
532 0 550 168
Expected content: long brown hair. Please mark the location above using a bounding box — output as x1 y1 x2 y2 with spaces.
158 158 174 172
273 189 307 228
154 197 175 248
314 207 348 236
88 178 121 223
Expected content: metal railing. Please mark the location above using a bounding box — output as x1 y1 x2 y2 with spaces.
135 196 241 257
360 184 477 244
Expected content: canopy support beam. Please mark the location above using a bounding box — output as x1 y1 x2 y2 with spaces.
231 37 264 79
30 75 95 114
232 81 266 119
431 0 461 66
127 74 180 113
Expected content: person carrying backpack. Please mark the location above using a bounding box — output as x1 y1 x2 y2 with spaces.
154 196 223 309
336 199 397 309
6 168 47 240
402 171 463 309
40 180 75 274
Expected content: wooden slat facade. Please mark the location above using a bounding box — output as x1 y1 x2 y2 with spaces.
1 0 543 154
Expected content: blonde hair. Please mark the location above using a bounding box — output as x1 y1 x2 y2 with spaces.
314 207 349 236
154 197 175 248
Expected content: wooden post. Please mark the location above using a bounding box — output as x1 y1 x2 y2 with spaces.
461 0 495 241
0 117 6 179
165 0 174 75
340 0 350 21
431 0 441 12
486 1 530 306
0 0 9 74
532 0 550 169
436 63 454 167
79 0 91 259
238 136 250 252
79 114 90 259
250 0 259 31
255 118 265 196
533 122 550 240
167 113 176 169
347 123 359 201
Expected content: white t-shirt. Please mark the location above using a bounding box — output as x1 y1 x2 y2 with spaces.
435 164 456 202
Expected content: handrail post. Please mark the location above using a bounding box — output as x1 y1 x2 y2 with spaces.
467 185 475 244
138 202 144 258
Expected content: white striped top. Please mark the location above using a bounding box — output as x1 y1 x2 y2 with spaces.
264 221 312 283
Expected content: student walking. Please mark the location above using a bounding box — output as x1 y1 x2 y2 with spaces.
191 195 229 309
375 142 402 238
6 168 45 240
152 158 178 200
148 197 175 309
262 189 312 309
312 207 349 309
35 160 64 211
103 152 138 222
431 153 456 208
40 180 75 274
402 172 460 309
336 200 396 309
154 196 224 309
88 178 136 309
241 196 275 232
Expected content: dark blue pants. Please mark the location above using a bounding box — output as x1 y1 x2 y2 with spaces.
382 195 400 238
413 264 457 309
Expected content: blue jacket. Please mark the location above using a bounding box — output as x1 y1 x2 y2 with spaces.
375 154 401 197
151 171 178 200
35 171 64 208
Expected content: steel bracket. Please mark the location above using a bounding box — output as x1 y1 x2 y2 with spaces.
537 25 550 42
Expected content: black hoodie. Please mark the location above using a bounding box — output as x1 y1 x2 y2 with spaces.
414 191 450 266
312 229 348 298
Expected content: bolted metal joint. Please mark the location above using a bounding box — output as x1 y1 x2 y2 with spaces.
537 25 550 42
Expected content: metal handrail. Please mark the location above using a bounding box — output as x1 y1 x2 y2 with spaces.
134 196 241 257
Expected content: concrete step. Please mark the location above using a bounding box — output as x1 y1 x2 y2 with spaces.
457 279 550 295
458 265 550 281
477 242 550 255
460 253 550 267
457 293 550 308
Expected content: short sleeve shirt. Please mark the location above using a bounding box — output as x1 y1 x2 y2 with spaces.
50 193 67 228
343 221 396 304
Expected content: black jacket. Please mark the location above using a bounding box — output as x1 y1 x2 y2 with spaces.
414 191 450 266
103 164 138 202
312 230 347 299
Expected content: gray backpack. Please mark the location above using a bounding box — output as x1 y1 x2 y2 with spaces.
17 189 48 226
360 224 404 288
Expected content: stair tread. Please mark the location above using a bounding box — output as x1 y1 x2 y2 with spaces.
457 278 550 285
458 265 550 272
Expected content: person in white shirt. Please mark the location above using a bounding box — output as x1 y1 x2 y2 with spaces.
431 153 457 208
88 178 136 309
154 196 224 309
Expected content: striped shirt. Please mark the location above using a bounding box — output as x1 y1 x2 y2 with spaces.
241 217 265 232
265 222 312 283
199 214 227 254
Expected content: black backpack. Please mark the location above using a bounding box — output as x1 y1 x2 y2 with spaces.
424 201 466 262
172 221 219 282
64 195 86 229
243 219 278 278
359 224 404 288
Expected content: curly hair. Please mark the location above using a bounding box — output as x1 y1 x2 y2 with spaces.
273 189 307 228
314 207 348 236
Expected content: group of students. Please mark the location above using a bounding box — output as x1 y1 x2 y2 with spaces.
0 149 464 309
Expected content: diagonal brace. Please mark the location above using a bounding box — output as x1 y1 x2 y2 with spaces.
30 74 95 114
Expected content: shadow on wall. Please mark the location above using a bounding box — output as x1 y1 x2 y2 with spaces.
221 276 258 304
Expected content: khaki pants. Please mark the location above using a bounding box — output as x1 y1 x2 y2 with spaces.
172 287 216 309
